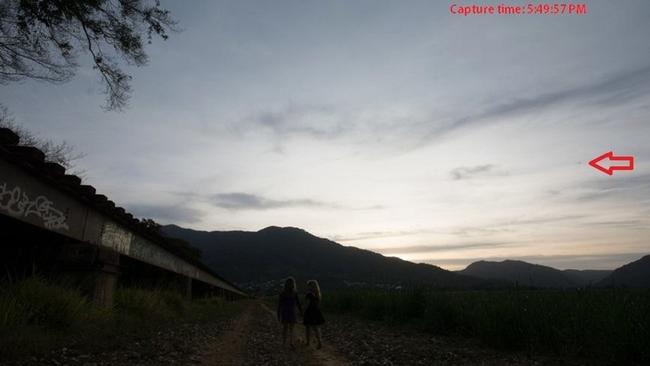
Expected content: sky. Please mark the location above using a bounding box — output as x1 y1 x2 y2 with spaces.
1 1 649 270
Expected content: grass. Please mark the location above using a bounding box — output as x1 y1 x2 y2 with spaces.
324 288 650 363
0 277 242 360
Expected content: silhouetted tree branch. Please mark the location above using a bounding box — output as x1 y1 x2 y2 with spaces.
0 0 176 110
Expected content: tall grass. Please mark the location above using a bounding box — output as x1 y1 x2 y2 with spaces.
0 278 105 329
325 288 650 363
0 277 241 359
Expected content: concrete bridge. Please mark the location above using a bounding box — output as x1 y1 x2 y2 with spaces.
0 127 246 305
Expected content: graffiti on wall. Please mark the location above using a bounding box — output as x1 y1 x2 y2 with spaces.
0 182 69 230
100 222 132 254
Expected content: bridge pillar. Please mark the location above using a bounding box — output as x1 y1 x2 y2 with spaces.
58 243 120 307
186 277 193 300
93 248 120 307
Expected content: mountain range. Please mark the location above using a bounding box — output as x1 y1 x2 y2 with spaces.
596 255 650 287
457 260 611 287
162 225 487 292
162 225 648 292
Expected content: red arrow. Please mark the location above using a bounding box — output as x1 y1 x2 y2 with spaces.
589 151 634 176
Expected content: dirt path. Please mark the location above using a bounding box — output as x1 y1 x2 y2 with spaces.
200 304 255 366
258 303 350 366
200 301 351 366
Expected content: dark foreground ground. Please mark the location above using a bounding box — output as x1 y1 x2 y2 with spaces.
2 300 608 366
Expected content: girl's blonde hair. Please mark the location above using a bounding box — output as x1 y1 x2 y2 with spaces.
283 277 297 295
307 280 321 300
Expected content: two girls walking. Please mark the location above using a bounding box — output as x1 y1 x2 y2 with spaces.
277 278 325 350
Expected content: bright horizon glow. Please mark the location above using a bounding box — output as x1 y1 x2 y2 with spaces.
1 1 649 271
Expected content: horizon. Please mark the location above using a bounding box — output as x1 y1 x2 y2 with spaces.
167 223 646 271
1 0 649 272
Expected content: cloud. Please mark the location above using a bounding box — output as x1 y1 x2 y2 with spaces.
233 65 650 153
573 173 650 203
450 164 505 180
125 203 204 224
578 219 648 230
335 215 585 244
586 173 650 192
243 103 351 139
212 192 331 210
450 226 514 238
209 192 384 211
234 65 650 157
331 229 436 243
377 241 514 255
500 215 587 226
447 216 586 238
422 65 650 142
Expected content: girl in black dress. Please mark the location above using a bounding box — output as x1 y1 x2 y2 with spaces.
304 280 325 349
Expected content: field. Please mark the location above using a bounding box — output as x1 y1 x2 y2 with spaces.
3 279 650 365
325 288 650 364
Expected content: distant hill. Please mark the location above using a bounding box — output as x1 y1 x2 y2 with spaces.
458 260 575 287
597 255 650 288
458 260 611 287
563 269 611 286
162 225 487 292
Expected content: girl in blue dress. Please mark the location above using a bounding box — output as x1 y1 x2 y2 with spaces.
277 277 302 349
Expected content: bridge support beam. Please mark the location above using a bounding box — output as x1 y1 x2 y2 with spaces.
58 244 120 307
186 277 193 300
93 248 120 307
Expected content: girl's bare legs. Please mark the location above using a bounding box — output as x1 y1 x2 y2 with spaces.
305 325 311 346
315 326 322 349
282 323 289 346
288 324 295 348
282 324 297 348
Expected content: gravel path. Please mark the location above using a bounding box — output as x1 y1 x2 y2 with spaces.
200 301 350 366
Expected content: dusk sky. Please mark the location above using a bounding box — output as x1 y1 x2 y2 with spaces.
1 1 649 270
